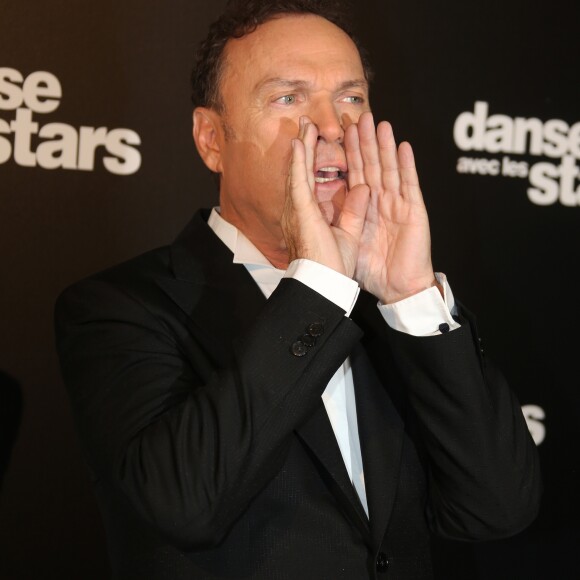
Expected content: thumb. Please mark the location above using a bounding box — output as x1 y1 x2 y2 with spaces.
335 183 370 242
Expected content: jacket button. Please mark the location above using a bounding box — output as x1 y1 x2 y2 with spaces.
291 341 308 357
301 334 316 347
307 322 324 337
439 322 450 333
376 552 390 573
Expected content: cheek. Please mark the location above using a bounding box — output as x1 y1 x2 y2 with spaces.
261 117 298 171
341 112 357 129
224 116 298 202
341 106 371 128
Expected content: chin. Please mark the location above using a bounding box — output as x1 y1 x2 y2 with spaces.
315 179 346 225
317 201 335 225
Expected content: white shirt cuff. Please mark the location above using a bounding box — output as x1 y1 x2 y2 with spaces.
285 259 360 316
378 273 460 336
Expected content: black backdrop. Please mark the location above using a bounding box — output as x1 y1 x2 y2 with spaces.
1 1 578 578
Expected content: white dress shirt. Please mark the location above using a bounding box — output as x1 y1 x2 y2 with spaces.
208 208 459 517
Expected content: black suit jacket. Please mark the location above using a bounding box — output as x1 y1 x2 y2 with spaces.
55 210 541 579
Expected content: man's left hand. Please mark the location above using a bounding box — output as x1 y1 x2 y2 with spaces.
345 112 437 304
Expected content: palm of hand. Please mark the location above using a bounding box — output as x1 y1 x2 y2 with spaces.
282 119 370 278
346 113 435 303
282 112 435 303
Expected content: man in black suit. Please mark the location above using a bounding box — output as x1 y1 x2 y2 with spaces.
55 1 541 578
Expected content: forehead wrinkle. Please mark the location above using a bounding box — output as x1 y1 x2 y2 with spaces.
254 78 309 94
254 77 368 96
336 79 369 93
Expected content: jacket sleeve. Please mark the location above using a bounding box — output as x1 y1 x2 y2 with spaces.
382 307 542 541
55 276 363 550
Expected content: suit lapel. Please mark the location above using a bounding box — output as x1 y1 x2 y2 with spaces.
351 343 405 548
296 402 372 544
156 210 267 368
350 292 407 549
155 210 390 546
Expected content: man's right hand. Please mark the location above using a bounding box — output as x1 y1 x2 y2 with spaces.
281 116 370 278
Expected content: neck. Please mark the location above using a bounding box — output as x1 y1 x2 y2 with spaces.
218 206 290 270
260 249 289 270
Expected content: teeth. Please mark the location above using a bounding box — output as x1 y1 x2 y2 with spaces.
315 166 346 184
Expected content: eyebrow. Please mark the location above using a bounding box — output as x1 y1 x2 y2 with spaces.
254 77 368 94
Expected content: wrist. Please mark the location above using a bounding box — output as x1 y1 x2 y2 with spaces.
379 276 440 305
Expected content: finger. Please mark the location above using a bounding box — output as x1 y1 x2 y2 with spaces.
397 141 424 204
357 112 383 193
300 116 317 192
377 120 401 195
288 138 315 212
299 115 306 139
335 183 370 242
345 123 365 189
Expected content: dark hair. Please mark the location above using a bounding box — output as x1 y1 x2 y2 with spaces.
190 0 372 111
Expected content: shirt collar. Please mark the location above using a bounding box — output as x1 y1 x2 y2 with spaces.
207 207 280 270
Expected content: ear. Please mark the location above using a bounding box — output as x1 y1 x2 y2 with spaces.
192 107 224 174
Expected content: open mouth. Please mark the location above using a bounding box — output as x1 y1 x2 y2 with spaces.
314 166 347 184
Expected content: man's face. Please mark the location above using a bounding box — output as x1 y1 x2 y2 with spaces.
203 14 370 266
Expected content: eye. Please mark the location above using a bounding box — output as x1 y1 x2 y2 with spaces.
342 95 365 105
274 95 297 105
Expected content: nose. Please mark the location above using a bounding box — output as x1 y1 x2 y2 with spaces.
311 99 344 144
